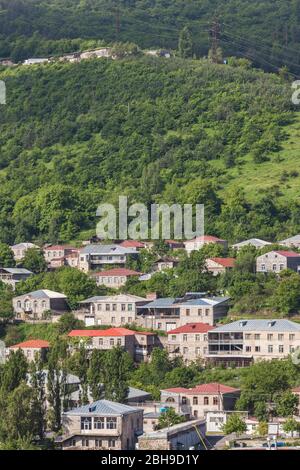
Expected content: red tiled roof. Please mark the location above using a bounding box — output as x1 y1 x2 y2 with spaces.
167 323 215 335
68 328 136 338
208 257 236 268
91 268 141 277
274 250 300 258
292 387 300 393
10 339 50 349
163 382 239 395
120 240 145 248
185 235 226 243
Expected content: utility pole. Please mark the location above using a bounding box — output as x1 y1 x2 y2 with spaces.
209 16 221 63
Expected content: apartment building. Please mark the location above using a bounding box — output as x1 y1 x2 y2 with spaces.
76 293 148 326
13 289 69 321
167 323 215 363
90 268 141 288
184 236 227 256
256 250 300 274
136 293 230 331
58 400 143 450
8 339 50 362
206 319 300 367
78 244 139 272
160 383 240 420
68 328 161 363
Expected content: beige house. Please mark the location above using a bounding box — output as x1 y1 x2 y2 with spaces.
58 399 143 450
184 236 227 255
13 289 69 321
278 235 300 249
8 339 50 362
0 267 33 290
207 319 300 367
90 268 141 288
167 323 215 363
232 238 272 251
160 383 240 420
76 293 148 327
10 242 39 261
206 257 235 276
44 245 79 269
68 327 161 363
136 294 230 332
78 244 139 272
256 250 300 274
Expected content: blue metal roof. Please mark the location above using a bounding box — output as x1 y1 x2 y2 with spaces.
65 399 140 416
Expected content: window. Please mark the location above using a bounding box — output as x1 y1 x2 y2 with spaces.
279 345 284 353
94 417 105 429
195 334 200 342
183 347 188 354
99 338 103 346
268 345 273 353
105 304 110 311
95 439 102 448
17 301 21 308
255 346 260 352
108 439 116 448
186 309 190 316
290 334 295 341
112 304 117 311
245 334 251 340
205 309 209 316
121 304 126 311
171 335 176 341
204 397 209 405
198 309 202 316
117 338 122 346
290 345 295 353
254 334 260 340
213 397 219 405
194 411 198 418
272 264 277 271
111 317 115 323
183 334 188 342
267 334 273 341
71 439 76 447
121 317 125 324
128 317 132 323
261 264 266 271
245 346 251 352
106 417 117 429
81 439 89 447
110 338 114 346
128 304 133 311
279 264 284 271
195 348 201 355
97 304 102 311
182 396 187 405
81 417 92 430
278 334 284 341
193 397 198 405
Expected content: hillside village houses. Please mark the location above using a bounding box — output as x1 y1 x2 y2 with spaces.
232 238 272 251
167 323 214 363
13 289 69 321
90 268 142 288
10 242 39 261
78 244 138 272
68 328 163 363
206 319 300 367
184 235 228 255
136 293 230 332
44 245 79 269
57 400 143 450
0 267 32 290
256 250 300 274
205 257 235 276
279 234 300 248
7 339 50 362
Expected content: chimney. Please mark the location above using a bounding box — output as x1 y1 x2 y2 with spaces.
147 292 157 301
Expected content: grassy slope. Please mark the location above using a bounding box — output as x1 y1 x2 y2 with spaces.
216 113 300 203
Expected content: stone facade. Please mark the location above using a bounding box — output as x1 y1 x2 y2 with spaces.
167 323 215 363
13 289 69 321
256 250 300 274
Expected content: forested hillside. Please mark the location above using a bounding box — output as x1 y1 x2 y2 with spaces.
1 0 300 75
0 56 298 244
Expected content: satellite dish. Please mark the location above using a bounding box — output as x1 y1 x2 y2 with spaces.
0 340 6 364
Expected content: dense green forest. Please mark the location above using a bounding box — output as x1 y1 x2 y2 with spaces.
0 56 298 244
1 1 300 75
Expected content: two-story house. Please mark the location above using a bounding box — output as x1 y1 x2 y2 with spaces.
160 383 240 420
13 289 69 321
78 244 139 272
184 236 227 256
206 319 300 367
68 328 162 363
8 339 50 362
58 400 143 450
0 267 33 290
76 293 148 326
43 245 79 269
10 242 39 261
256 250 300 274
205 258 235 276
167 323 215 363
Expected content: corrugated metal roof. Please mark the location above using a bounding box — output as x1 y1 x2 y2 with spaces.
65 399 140 416
80 244 137 255
2 268 33 275
212 319 300 332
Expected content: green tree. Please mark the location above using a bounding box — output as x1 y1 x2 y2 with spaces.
0 243 15 267
102 347 133 403
222 413 247 436
274 390 298 417
0 349 28 393
256 421 268 437
157 408 185 430
88 350 105 401
178 26 193 58
21 248 47 273
57 312 84 335
282 417 300 436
